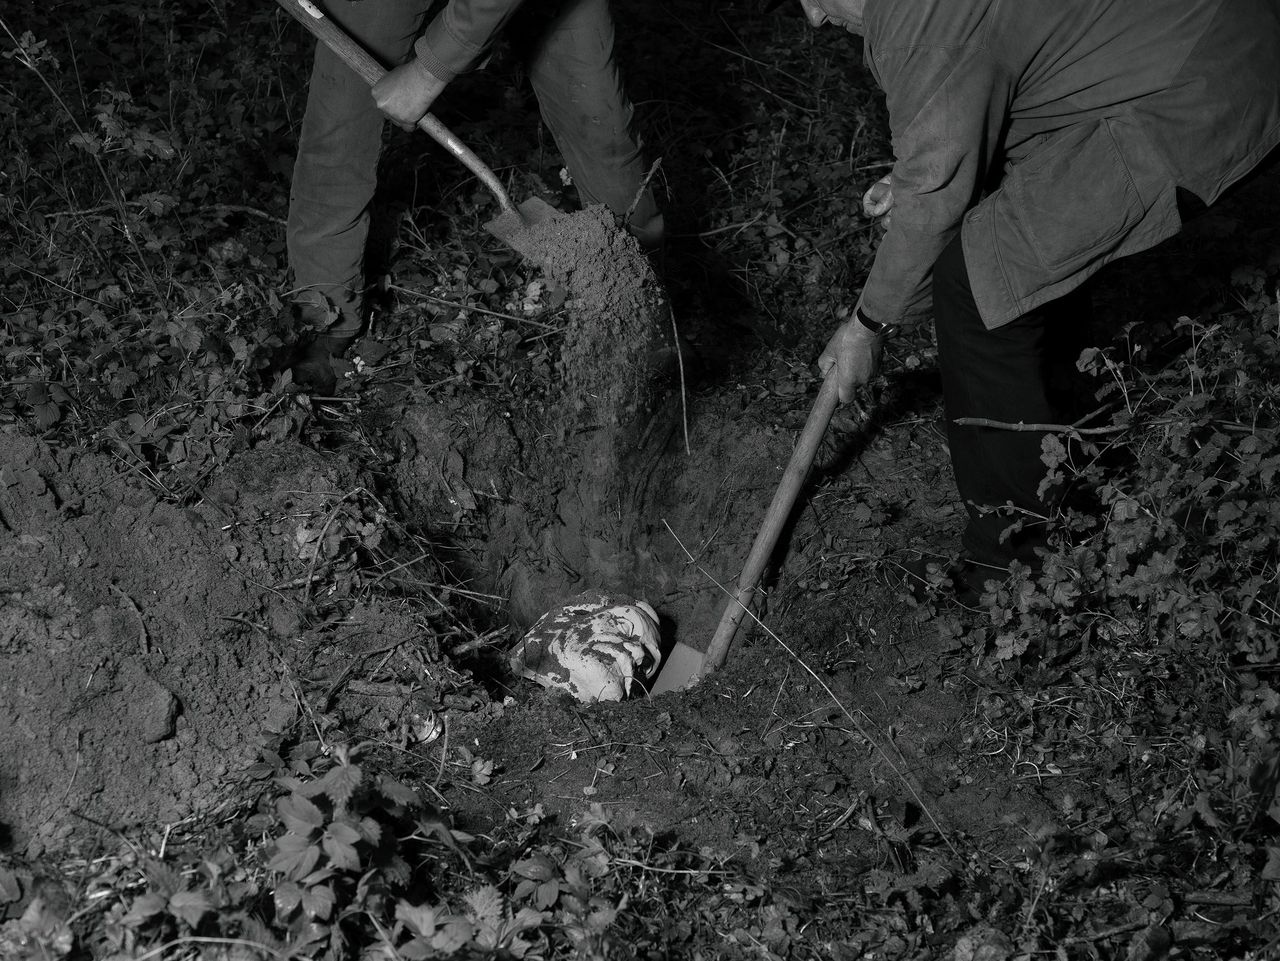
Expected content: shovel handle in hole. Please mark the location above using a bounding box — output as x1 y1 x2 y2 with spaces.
703 366 841 674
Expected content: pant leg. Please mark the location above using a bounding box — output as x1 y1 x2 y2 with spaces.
524 0 663 248
933 235 1091 567
287 0 426 336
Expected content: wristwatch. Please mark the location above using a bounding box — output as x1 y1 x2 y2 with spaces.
855 305 900 340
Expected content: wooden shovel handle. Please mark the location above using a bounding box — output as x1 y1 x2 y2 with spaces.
702 367 841 674
274 0 516 214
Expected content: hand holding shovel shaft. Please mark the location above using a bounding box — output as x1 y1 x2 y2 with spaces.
274 0 518 216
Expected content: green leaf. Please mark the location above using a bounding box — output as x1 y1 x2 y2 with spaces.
356 816 382 846
278 793 325 834
376 775 421 808
301 883 335 921
432 918 475 954
512 853 556 882
395 901 440 939
399 939 434 960
535 880 560 910
322 827 361 871
121 892 168 926
0 867 21 903
318 762 362 807
299 868 337 887
273 881 304 917
465 885 504 930
1262 848 1280 882
32 402 62 428
326 821 361 846
267 839 321 881
167 889 211 928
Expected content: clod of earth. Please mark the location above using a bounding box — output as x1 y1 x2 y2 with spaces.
509 590 661 702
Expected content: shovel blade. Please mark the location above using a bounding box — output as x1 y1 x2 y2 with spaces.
484 197 563 251
648 641 705 696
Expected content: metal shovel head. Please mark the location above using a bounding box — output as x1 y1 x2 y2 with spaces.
648 641 705 696
484 197 563 251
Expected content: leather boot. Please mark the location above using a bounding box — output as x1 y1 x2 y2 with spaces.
291 332 357 395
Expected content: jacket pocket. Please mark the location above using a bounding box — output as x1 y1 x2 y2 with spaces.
1007 118 1147 273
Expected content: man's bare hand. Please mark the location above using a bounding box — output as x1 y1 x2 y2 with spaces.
862 174 894 229
818 314 883 403
372 62 448 130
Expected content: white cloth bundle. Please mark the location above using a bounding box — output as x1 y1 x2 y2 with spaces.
510 591 662 702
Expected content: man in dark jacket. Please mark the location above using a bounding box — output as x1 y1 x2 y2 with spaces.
802 0 1280 589
286 0 662 391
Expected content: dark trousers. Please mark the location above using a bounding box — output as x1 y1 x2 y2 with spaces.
932 235 1093 567
288 0 661 336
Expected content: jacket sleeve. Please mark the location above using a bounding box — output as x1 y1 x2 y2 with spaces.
858 44 1011 326
413 0 529 82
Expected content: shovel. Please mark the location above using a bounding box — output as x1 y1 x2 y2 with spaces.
650 367 841 695
275 0 560 247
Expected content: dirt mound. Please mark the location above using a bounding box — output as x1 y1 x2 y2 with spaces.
0 431 368 854
510 204 671 427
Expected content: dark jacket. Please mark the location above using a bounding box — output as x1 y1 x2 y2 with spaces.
858 0 1280 329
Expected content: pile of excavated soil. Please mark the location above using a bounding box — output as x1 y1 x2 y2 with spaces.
0 431 395 853
392 204 702 633
507 203 671 427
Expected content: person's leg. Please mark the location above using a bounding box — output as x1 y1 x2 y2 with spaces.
287 0 426 340
524 0 663 248
933 235 1089 568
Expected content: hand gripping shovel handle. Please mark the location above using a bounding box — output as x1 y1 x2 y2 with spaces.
275 0 518 216
702 366 841 674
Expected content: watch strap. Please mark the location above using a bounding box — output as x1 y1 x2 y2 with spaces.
855 305 897 337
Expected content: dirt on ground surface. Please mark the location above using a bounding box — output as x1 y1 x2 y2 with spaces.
4 1 1280 956
0 308 1050 866
0 436 385 853
5 166 1278 953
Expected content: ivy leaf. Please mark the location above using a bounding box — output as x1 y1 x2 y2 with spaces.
167 889 211 928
